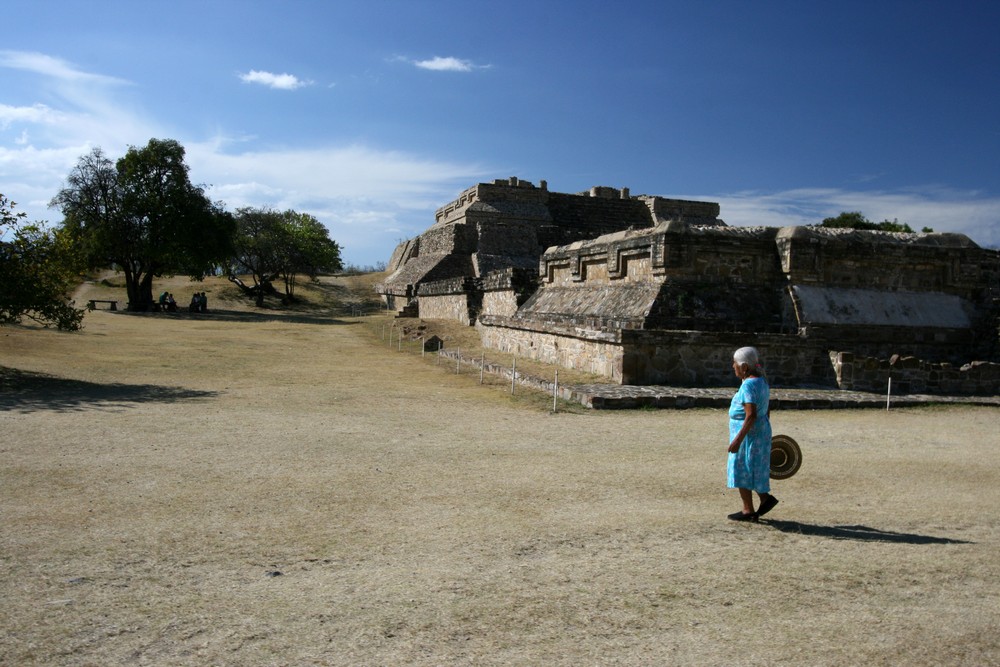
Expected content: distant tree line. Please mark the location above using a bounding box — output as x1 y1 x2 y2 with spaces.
0 138 345 330
819 211 933 234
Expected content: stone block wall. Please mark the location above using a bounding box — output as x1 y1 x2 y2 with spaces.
387 237 418 273
434 178 550 225
481 291 520 318
420 221 476 255
532 223 785 332
480 268 538 319
477 316 625 380
478 315 836 386
619 330 836 387
775 226 999 299
417 276 479 324
831 352 1000 395
419 294 475 324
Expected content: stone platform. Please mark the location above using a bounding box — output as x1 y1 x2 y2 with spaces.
564 384 1000 410
435 349 1000 410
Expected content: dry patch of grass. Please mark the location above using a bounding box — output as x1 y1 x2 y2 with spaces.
2 275 999 665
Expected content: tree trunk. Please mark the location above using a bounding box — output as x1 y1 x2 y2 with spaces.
139 273 155 308
123 267 143 311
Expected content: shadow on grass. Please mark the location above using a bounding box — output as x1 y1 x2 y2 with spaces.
0 367 219 414
762 519 973 545
116 308 360 326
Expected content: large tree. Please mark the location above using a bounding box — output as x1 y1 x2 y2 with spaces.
51 139 234 310
0 194 85 330
227 207 341 306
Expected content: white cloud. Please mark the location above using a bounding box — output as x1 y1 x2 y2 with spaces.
0 50 128 86
411 56 485 72
3 50 996 267
0 103 65 129
0 51 490 263
187 140 490 262
238 70 312 90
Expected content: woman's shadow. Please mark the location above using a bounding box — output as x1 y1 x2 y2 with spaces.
760 519 972 545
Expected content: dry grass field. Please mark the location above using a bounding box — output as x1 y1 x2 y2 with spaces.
2 274 999 666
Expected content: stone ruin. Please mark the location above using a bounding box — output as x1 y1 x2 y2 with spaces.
376 177 1000 395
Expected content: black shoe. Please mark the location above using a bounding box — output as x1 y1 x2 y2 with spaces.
757 495 779 517
728 511 757 522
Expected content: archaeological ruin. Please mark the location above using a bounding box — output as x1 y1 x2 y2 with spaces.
376 178 1000 395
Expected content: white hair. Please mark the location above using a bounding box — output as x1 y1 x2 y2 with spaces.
733 346 762 371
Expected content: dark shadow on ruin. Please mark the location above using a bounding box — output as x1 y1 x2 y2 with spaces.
0 366 220 414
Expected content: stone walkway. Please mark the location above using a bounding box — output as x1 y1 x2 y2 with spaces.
564 383 1000 410
436 349 1000 410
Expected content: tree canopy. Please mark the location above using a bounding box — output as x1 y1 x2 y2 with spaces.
51 139 235 310
0 194 85 330
227 207 342 306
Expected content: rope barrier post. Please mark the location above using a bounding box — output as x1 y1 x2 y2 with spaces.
511 357 516 395
421 336 425 357
887 354 900 412
480 351 485 384
456 347 460 374
553 369 558 413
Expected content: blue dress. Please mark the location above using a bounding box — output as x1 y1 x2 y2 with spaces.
727 376 772 494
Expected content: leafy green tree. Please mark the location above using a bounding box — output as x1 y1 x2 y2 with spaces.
0 194 85 330
227 206 287 307
51 139 234 310
227 207 341 306
277 211 342 299
820 211 930 233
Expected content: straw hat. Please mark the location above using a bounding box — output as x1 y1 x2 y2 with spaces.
770 434 802 479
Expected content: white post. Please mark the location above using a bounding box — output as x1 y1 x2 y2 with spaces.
886 375 892 411
553 369 558 413
421 336 425 357
511 357 516 394
480 351 485 384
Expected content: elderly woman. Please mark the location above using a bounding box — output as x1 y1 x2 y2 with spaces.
727 346 778 521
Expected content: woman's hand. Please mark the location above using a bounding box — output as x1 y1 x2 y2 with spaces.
728 403 756 454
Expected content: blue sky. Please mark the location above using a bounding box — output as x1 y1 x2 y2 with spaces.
3 0 999 265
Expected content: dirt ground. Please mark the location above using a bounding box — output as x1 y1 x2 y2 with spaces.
2 275 999 666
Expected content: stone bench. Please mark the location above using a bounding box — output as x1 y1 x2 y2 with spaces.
87 299 118 311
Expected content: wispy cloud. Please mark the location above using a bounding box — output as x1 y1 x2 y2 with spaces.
0 51 490 262
403 56 488 72
188 139 490 259
238 70 313 90
0 50 128 85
